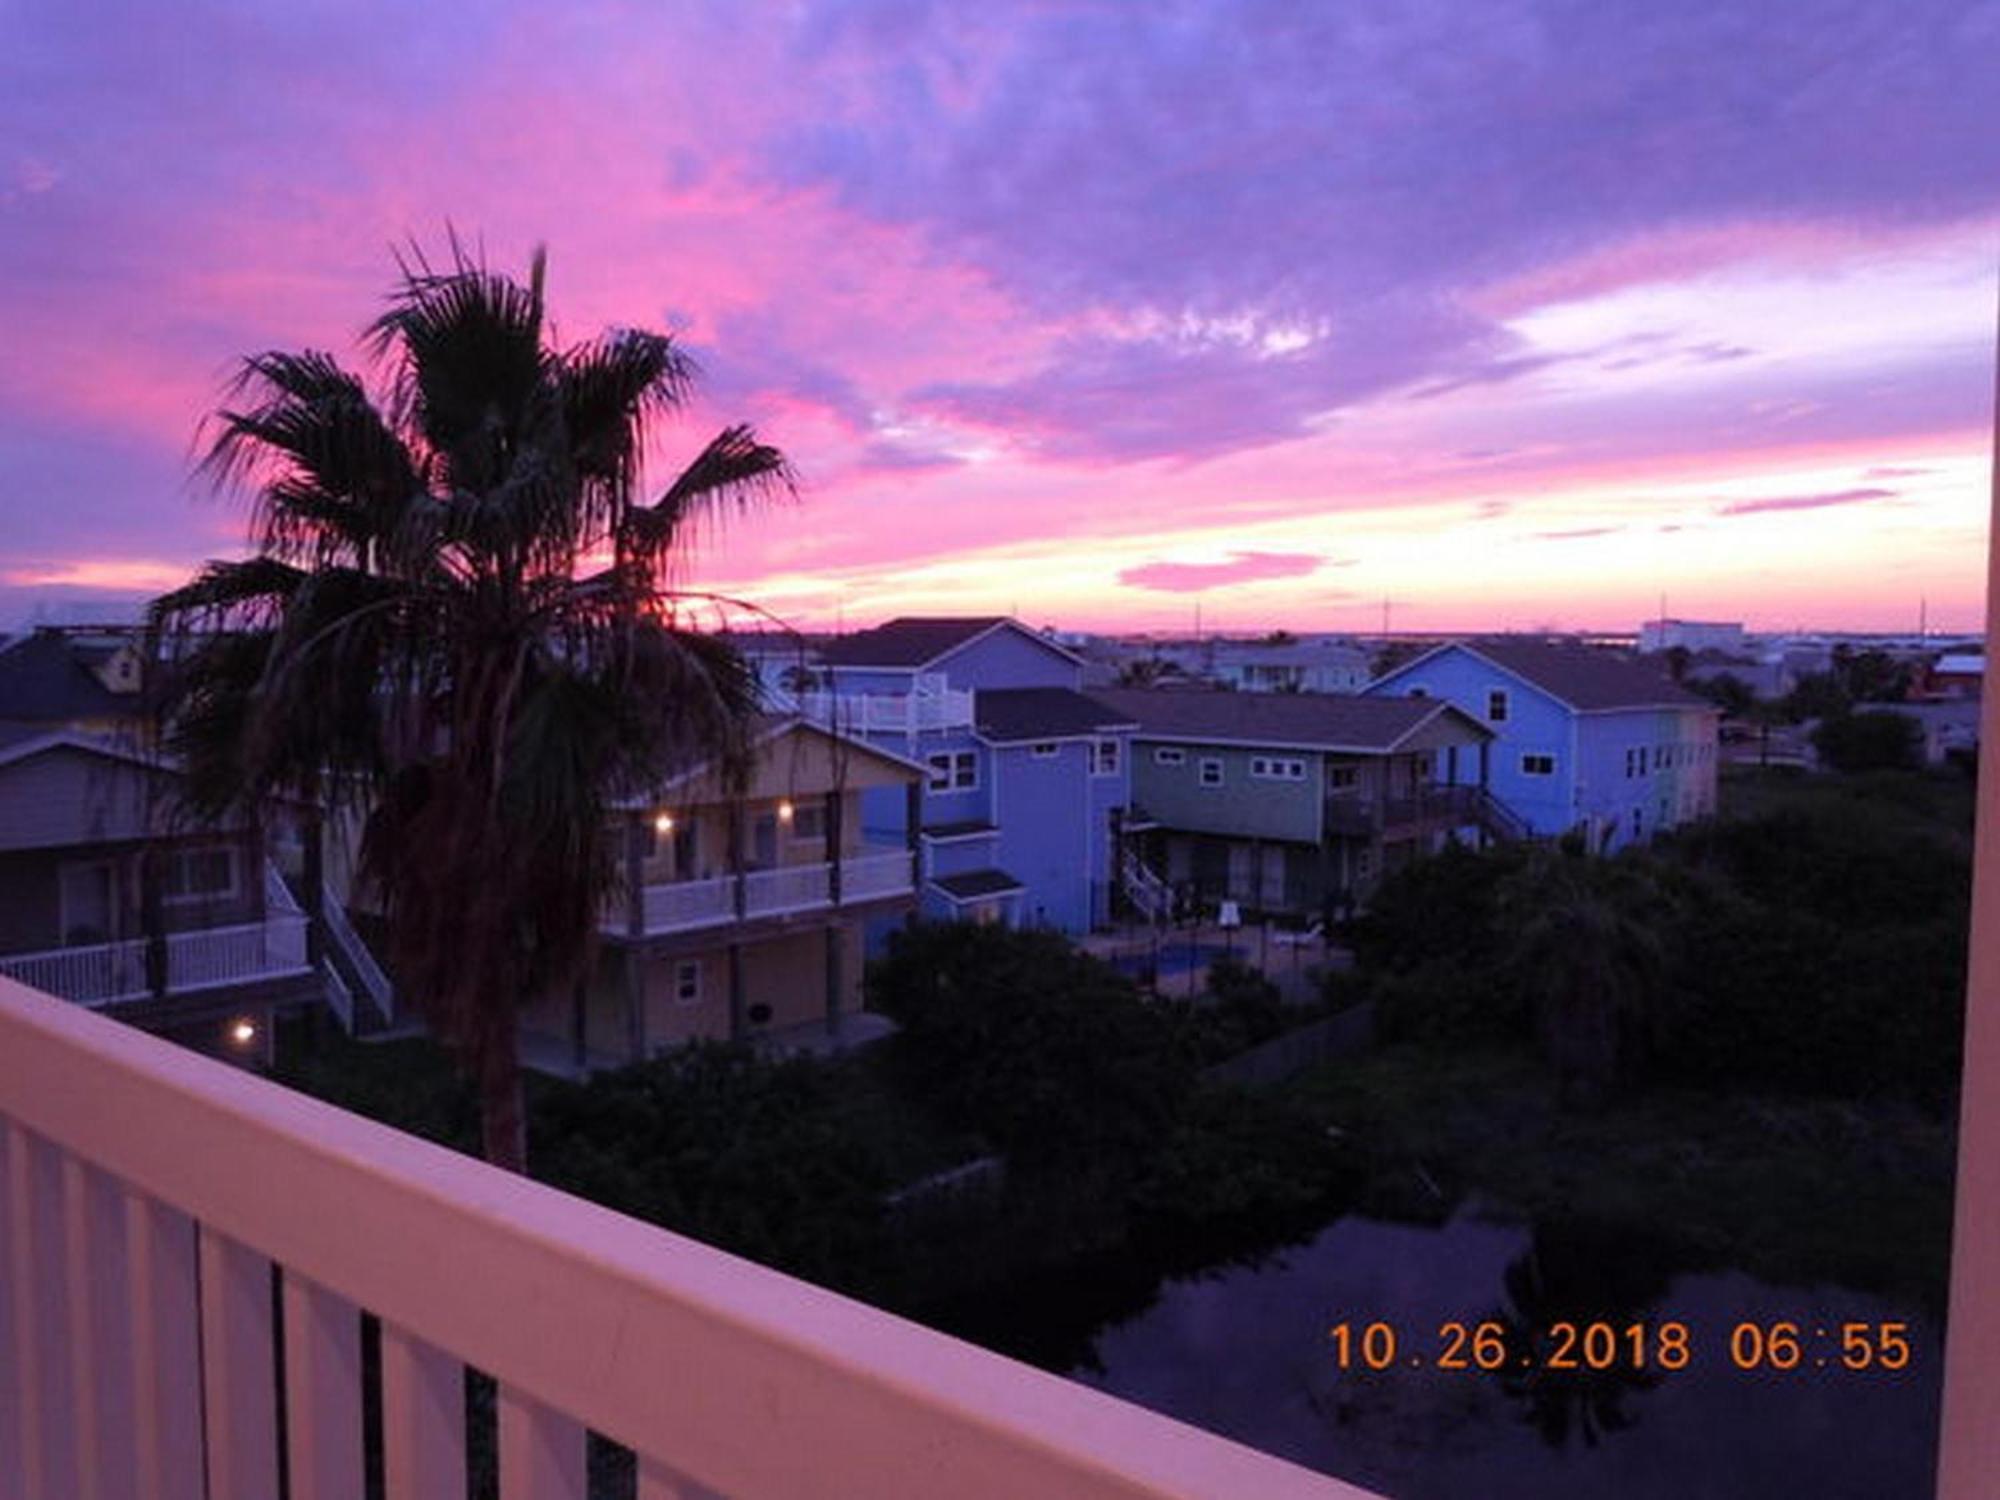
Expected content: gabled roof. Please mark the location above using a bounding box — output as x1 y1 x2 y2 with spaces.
0 629 141 724
635 713 928 798
974 687 1137 744
1092 688 1490 753
817 617 1082 669
1375 638 1713 712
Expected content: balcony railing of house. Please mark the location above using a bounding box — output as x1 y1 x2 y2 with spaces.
0 891 312 1009
618 848 917 937
0 973 1362 1499
1324 783 1481 835
778 686 976 734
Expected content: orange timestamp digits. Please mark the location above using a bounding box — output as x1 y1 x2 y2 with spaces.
1327 1319 1914 1373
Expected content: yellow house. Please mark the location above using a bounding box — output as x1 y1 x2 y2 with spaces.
521 716 922 1068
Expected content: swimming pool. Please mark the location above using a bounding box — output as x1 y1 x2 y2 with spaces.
1106 942 1238 979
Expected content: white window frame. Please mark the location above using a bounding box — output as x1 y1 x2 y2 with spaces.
673 959 702 1007
1154 747 1186 766
1520 753 1556 777
1199 758 1225 788
163 845 240 905
1091 739 1120 777
1251 756 1305 781
1486 688 1510 723
927 750 978 791
1031 742 1060 759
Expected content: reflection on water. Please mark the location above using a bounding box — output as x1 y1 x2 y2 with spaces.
1067 1206 1940 1500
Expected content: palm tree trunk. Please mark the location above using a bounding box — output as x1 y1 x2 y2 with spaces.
478 1010 528 1173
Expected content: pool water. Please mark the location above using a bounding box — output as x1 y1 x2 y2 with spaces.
1106 942 1239 978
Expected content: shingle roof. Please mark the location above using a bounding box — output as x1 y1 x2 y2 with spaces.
1093 687 1482 752
816 617 1010 667
1457 638 1712 711
974 687 1137 744
930 869 1025 900
817 617 1080 669
0 630 137 724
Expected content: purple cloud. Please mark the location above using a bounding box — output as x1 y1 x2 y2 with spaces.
1119 551 1330 593
1719 486 1897 516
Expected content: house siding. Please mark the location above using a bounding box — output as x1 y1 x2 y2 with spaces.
1131 740 1323 843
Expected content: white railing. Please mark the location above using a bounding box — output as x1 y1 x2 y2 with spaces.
784 687 976 734
319 880 395 1023
0 976 1362 1499
0 916 313 1008
745 862 831 917
1121 850 1171 924
639 875 735 933
844 848 916 902
611 850 918 936
322 962 355 1035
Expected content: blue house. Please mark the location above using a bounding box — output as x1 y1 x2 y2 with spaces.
1365 638 1721 851
809 618 1133 933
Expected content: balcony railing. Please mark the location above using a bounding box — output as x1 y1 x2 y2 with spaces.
0 974 1363 1498
778 686 976 734
0 914 311 1007
1324 784 1486 837
615 848 917 937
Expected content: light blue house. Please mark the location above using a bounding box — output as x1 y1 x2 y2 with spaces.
1365 638 1721 851
808 618 1134 933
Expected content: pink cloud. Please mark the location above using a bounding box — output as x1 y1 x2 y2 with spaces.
1117 551 1332 594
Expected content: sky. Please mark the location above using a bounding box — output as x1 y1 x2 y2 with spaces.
2 0 1997 636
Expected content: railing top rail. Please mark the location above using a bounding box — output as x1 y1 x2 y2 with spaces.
0 977 1360 1497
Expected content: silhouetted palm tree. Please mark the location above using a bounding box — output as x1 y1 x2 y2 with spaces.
1498 848 1672 1109
150 240 791 1169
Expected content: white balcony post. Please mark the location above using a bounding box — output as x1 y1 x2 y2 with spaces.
380 1323 465 1500
123 1192 202 1500
281 1274 363 1500
7 1126 76 1500
198 1228 279 1500
62 1156 136 1500
499 1385 585 1498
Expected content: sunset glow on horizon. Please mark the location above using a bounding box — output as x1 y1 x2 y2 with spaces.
3 2 1996 636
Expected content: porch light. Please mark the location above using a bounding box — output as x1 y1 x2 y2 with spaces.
778 800 795 823
230 1018 257 1046
654 812 675 834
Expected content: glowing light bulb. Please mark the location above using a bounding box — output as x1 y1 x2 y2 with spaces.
655 813 675 834
230 1019 257 1046
778 800 795 822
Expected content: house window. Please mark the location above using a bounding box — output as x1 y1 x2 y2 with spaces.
791 804 826 842
673 960 702 1006
1327 765 1359 790
1031 742 1060 759
1486 689 1509 723
1199 758 1224 787
1406 685 1429 698
1632 808 1643 837
1091 739 1120 776
926 751 978 791
1154 747 1186 766
1251 756 1305 781
164 846 238 903
1521 753 1556 777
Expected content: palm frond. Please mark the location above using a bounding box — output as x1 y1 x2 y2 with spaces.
625 424 794 567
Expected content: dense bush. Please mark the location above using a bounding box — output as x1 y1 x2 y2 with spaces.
867 921 1196 1166
1812 710 1924 773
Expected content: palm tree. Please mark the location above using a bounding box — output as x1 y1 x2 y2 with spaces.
1496 848 1672 1110
149 241 792 1170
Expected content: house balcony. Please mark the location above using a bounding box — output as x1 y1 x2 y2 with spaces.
607 847 917 939
1323 783 1485 837
778 686 975 734
0 973 1362 1498
0 909 312 1009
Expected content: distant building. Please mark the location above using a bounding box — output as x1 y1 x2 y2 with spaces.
1366 638 1720 851
0 625 153 740
1097 688 1505 916
1638 619 1745 655
1922 653 1985 701
0 729 332 1057
805 617 1132 934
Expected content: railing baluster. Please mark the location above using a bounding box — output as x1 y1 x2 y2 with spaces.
498 1384 584 1498
198 1228 279 1500
380 1322 465 1500
281 1274 363 1500
0 1122 20 1500
62 1156 136 1500
7 1128 77 1500
124 1192 202 1500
